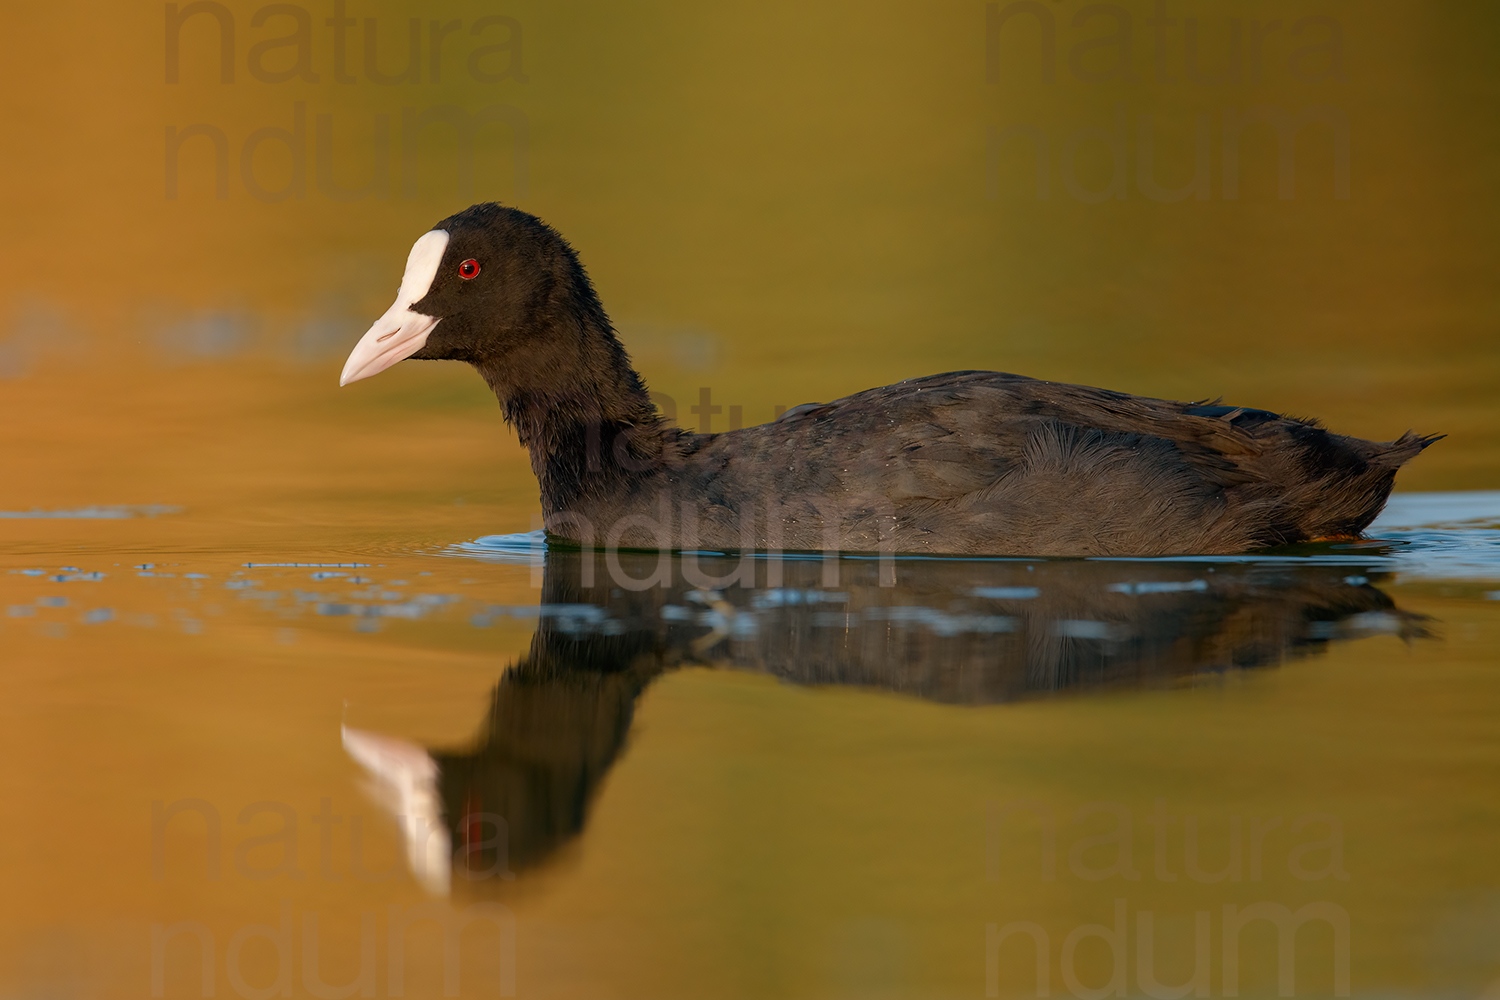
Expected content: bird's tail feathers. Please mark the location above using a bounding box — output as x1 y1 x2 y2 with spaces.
1368 431 1444 469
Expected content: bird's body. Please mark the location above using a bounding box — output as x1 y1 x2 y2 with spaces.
341 203 1438 557
534 371 1434 556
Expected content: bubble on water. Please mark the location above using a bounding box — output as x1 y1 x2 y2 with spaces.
1106 580 1208 595
243 562 369 568
971 586 1041 600
1051 619 1123 641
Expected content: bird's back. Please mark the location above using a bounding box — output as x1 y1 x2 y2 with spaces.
662 371 1437 556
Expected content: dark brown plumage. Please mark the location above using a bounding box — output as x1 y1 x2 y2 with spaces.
341 203 1439 556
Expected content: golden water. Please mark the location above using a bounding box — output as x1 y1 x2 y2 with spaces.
2 2 1498 997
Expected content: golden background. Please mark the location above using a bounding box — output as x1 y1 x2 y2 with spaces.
2 2 1498 997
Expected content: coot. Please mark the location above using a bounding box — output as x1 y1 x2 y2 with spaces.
340 203 1437 556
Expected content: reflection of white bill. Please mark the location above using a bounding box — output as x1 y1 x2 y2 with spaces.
342 725 451 896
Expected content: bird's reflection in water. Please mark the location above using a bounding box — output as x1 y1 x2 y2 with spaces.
343 549 1428 894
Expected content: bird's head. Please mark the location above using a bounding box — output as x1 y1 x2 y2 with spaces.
340 203 606 388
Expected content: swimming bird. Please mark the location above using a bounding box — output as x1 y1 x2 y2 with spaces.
340 203 1438 557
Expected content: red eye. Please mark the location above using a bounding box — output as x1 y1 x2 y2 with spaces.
458 258 480 280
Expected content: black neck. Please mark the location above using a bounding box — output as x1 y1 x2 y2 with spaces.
476 340 673 516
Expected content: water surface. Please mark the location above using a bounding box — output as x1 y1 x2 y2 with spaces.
2 489 1498 998
3 2 1500 996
